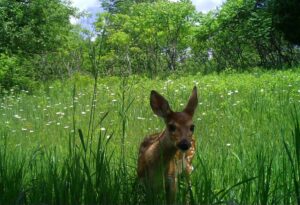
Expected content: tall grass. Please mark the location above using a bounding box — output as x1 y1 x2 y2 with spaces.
1 70 300 204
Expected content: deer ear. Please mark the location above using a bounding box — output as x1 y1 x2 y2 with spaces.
150 90 172 118
184 86 198 116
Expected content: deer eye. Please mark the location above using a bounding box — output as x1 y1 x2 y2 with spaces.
190 124 195 132
168 124 176 132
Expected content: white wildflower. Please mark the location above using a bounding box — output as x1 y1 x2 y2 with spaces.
227 91 233 96
14 114 21 119
56 112 65 116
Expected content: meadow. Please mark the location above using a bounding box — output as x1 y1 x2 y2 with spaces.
1 69 300 204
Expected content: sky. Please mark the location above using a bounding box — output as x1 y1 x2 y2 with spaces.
70 0 225 28
70 0 225 13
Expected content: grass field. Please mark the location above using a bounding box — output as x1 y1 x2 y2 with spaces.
1 70 300 204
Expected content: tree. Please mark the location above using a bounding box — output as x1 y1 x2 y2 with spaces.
0 0 86 92
0 0 76 55
192 0 296 71
272 0 300 45
100 0 158 13
95 0 196 74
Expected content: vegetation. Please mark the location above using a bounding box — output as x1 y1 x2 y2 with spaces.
1 0 300 204
1 70 300 204
272 0 300 45
0 0 300 92
0 0 81 91
95 0 300 75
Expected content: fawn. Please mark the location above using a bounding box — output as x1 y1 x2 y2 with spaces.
137 86 198 204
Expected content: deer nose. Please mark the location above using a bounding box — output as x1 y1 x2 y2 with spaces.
177 139 191 151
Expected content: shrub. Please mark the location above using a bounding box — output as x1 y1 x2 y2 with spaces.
0 53 37 93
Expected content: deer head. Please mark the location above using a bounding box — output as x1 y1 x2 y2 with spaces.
150 86 198 152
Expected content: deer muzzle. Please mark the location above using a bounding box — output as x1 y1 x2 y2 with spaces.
177 139 191 151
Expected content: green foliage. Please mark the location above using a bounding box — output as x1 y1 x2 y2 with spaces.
0 0 75 55
0 0 90 91
94 0 300 76
1 70 300 203
1 0 300 92
192 0 297 71
0 53 36 92
100 0 157 13
272 0 300 45
95 1 196 75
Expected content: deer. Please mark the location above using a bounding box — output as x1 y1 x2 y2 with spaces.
137 86 198 204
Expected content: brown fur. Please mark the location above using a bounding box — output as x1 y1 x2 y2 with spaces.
137 87 198 204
